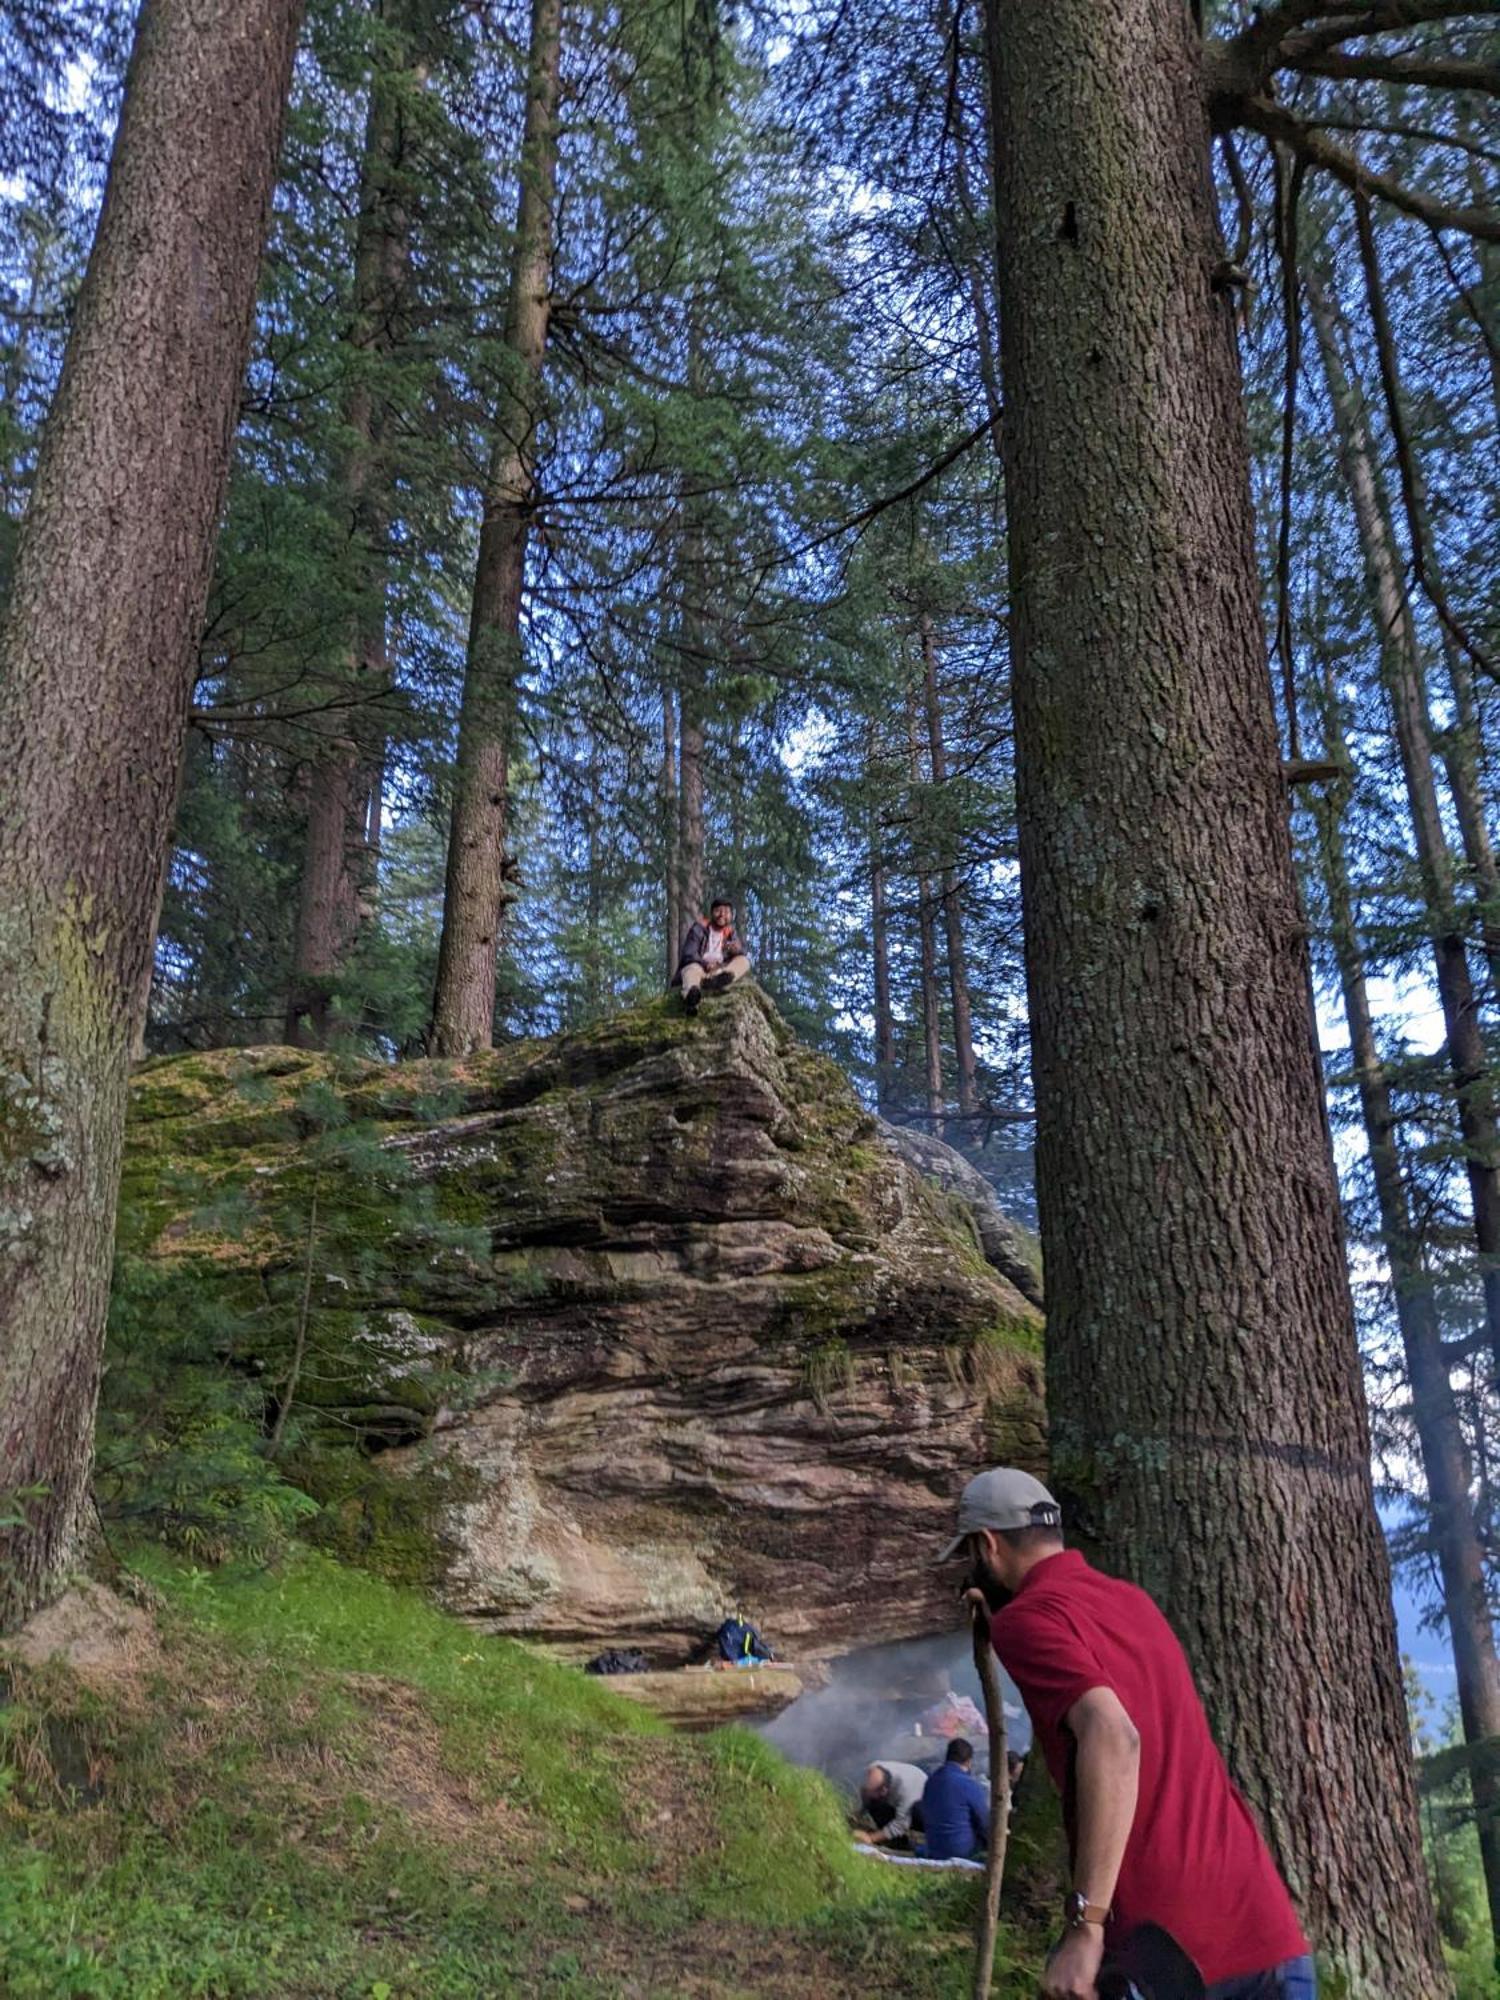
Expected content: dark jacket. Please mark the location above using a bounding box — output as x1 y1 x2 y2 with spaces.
919 1761 990 1861
670 918 748 986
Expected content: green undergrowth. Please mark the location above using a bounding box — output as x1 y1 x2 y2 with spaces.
0 1552 1052 1998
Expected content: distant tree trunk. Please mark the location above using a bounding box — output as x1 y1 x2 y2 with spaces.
583 762 603 1018
869 749 897 1109
907 688 945 1124
131 740 191 1062
430 0 561 1055
1310 269 1500 1385
0 215 51 517
1463 125 1500 434
678 680 705 927
953 3 1004 436
986 0 1444 1985
1311 667 1500 1960
287 1 412 1046
920 611 980 1119
1439 629 1500 994
661 687 680 980
0 0 302 1630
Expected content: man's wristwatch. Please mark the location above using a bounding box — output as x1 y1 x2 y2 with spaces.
1064 1890 1111 1930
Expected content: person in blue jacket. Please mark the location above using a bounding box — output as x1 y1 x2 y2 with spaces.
920 1738 990 1861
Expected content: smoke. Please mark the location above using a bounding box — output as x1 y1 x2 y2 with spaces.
757 1625 1031 1793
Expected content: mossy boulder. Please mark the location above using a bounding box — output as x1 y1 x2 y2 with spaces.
120 986 1044 1657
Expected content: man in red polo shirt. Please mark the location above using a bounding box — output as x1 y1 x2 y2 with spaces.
939 1468 1315 1999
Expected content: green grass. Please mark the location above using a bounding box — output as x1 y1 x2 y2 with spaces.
0 1553 1053 1998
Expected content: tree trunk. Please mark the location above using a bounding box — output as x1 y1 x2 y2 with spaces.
286 3 412 1046
908 687 945 1125
1309 268 1500 1385
986 1 1444 1985
430 0 561 1055
1438 627 1500 996
0 0 302 1630
920 611 980 1119
954 1 1004 437
1312 669 1500 1962
661 687 680 980
131 739 191 1063
870 749 897 1111
678 679 705 928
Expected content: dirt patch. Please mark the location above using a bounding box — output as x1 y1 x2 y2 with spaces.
324 1671 531 1849
3 1580 160 1684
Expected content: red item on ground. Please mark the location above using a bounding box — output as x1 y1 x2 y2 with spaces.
918 1694 988 1739
991 1549 1309 1987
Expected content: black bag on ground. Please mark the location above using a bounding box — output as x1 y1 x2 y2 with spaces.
583 1647 651 1676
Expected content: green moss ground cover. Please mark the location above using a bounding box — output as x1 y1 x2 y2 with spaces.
0 1553 1053 1998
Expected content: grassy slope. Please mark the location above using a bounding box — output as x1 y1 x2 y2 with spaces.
0 1554 1055 1999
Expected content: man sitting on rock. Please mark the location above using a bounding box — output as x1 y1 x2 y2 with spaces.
852 1760 927 1852
920 1737 990 1862
671 896 750 1012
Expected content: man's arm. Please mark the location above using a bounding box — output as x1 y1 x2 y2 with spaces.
870 1778 915 1845
1041 1687 1141 2000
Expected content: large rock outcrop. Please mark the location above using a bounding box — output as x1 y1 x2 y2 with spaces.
120 987 1044 1658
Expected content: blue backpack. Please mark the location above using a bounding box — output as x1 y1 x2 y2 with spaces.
713 1616 774 1664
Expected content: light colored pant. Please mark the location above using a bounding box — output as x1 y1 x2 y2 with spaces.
680 955 749 997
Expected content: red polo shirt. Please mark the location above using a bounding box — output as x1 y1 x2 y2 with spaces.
991 1549 1308 1985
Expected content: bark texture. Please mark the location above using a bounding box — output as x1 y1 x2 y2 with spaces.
0 0 303 1627
430 0 561 1054
987 0 1443 1985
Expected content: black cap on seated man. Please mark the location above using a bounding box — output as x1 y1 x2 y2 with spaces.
941 1468 1315 2000
671 897 750 1012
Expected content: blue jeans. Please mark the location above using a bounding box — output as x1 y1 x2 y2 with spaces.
1207 1958 1318 2000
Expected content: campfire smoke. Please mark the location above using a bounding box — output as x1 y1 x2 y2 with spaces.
756 1627 1029 1791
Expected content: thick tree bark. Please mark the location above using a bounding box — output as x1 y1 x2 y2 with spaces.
986 0 1444 1985
920 611 980 1119
0 0 302 1629
1312 674 1500 1960
287 2 413 1046
430 0 561 1054
1310 269 1500 1385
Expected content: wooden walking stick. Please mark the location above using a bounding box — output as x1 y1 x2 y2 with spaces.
971 1598 1011 2000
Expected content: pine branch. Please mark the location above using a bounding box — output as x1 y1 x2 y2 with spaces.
1208 0 1492 103
1351 185 1500 687
1239 99 1500 242
1289 50 1500 92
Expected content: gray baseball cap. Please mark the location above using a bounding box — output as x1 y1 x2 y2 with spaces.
936 1467 1061 1563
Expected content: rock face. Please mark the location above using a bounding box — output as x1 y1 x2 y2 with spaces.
121 987 1044 1658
